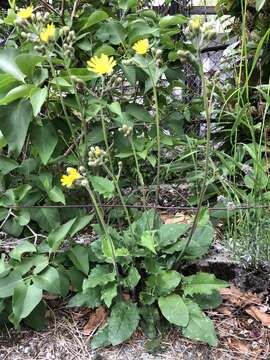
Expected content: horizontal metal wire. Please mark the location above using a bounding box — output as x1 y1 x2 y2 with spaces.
1 204 270 212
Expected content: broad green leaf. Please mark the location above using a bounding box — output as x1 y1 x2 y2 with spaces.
31 124 58 165
0 100 32 156
128 20 159 44
12 283 42 326
159 15 187 29
158 223 190 247
80 10 108 32
182 300 218 346
0 156 18 175
66 267 84 291
16 54 44 78
140 231 157 254
158 294 189 327
10 240 36 262
0 271 22 298
118 0 137 11
47 186 66 204
193 290 223 310
95 45 116 57
83 265 115 289
145 270 181 297
68 245 89 275
30 208 60 232
108 301 139 345
24 300 47 330
102 237 129 261
0 48 25 82
183 272 228 296
0 254 11 279
15 255 49 275
69 214 94 237
256 0 266 11
125 103 153 123
122 267 141 289
96 21 127 45
0 84 37 105
101 283 117 307
90 176 115 199
67 288 101 308
30 87 47 117
91 325 111 349
33 266 61 295
47 218 76 252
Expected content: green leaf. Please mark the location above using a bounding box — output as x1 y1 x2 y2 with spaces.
0 48 25 82
0 271 22 298
158 223 190 247
101 283 117 307
182 300 218 346
66 267 84 291
0 254 11 279
91 325 111 349
16 54 44 78
158 294 189 327
67 288 101 308
90 176 115 199
80 10 108 32
140 231 157 254
118 0 137 11
83 265 115 289
159 15 187 29
69 214 94 237
256 0 266 11
31 124 58 165
0 84 37 105
47 218 76 252
193 290 223 310
102 237 129 261
0 100 32 157
108 301 140 345
68 245 89 275
10 241 36 262
15 255 49 275
12 283 42 326
30 208 60 232
183 272 228 296
24 300 47 330
47 186 66 205
30 87 47 117
126 103 153 123
0 156 18 175
96 21 127 45
33 266 61 295
122 267 141 289
145 270 181 297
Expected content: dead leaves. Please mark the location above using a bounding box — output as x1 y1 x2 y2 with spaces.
82 307 107 336
160 212 192 224
246 306 270 328
220 285 262 307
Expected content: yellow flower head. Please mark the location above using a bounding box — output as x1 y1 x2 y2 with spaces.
190 17 201 31
17 6 33 19
40 23 56 42
95 146 101 157
132 39 149 55
87 54 116 76
61 168 80 188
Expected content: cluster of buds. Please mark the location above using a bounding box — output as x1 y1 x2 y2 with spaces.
59 26 75 57
118 124 133 137
185 16 216 42
88 146 107 167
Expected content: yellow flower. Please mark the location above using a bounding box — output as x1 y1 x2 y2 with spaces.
61 168 80 188
95 146 101 157
17 6 33 19
87 54 116 76
40 23 56 42
190 17 201 31
132 39 149 55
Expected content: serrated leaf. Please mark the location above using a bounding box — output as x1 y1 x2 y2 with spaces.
101 283 117 307
83 265 115 289
183 272 228 296
91 324 111 349
158 294 189 327
158 223 190 247
182 300 218 346
146 270 181 297
122 267 141 289
108 301 139 345
31 124 58 165
90 176 115 199
140 231 157 254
